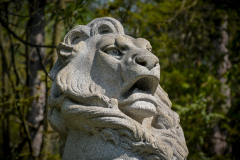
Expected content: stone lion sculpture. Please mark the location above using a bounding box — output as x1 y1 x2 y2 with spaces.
47 17 188 160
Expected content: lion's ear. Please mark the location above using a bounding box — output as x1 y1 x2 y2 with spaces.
49 41 87 80
57 25 90 65
56 42 74 65
49 26 89 80
56 41 87 66
87 17 125 36
63 25 90 45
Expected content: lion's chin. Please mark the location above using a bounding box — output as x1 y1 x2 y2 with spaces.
122 101 157 123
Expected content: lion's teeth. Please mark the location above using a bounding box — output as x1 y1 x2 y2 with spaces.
133 88 139 94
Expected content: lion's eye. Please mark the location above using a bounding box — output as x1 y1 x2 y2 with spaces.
105 48 123 60
147 47 152 52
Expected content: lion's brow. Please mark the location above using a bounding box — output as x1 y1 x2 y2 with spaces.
115 36 134 49
96 37 116 49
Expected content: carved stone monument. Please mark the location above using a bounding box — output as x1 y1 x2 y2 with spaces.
47 17 188 160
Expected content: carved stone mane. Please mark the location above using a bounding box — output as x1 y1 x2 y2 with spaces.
47 17 188 160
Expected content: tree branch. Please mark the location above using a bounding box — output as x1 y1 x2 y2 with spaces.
0 18 56 48
18 106 34 157
36 47 49 77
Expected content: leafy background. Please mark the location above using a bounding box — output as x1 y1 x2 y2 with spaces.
0 0 239 159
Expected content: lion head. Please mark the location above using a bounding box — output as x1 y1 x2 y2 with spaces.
47 17 188 160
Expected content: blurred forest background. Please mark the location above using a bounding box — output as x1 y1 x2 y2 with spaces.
0 0 239 159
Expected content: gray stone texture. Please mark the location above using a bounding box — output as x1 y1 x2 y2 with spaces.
47 17 188 160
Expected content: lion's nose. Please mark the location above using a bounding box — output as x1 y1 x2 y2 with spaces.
135 54 159 70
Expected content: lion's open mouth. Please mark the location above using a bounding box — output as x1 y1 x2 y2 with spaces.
123 76 158 98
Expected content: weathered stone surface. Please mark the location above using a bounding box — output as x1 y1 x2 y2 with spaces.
47 17 188 160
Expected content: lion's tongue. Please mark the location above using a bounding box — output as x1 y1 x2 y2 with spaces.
132 88 149 94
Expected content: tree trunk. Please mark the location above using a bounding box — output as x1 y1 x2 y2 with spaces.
0 25 11 158
27 0 46 157
51 0 65 65
39 1 66 159
211 15 231 156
